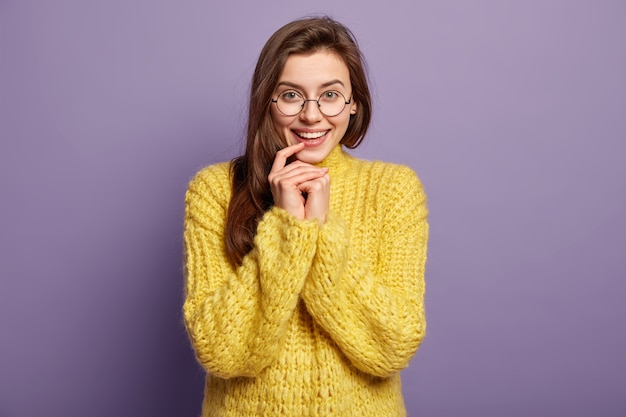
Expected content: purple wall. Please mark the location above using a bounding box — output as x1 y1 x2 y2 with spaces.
1 1 625 416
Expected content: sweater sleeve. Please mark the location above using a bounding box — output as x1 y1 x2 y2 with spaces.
300 165 428 378
183 165 319 378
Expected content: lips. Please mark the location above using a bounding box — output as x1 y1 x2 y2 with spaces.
294 130 329 139
291 129 330 147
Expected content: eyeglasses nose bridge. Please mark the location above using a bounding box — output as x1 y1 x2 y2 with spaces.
301 98 321 110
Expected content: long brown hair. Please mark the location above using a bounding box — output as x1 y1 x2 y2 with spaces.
225 16 372 266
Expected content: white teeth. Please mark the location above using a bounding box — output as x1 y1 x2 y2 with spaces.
296 130 328 139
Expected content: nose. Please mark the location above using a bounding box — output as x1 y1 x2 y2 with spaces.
299 99 323 123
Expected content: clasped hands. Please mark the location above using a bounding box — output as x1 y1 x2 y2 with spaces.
268 143 330 224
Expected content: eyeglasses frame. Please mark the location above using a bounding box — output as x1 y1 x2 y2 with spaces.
271 90 353 117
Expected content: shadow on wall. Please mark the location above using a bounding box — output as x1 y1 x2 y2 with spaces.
137 180 207 416
151 241 206 416
93 210 207 416
83 164 210 417
130 126 236 417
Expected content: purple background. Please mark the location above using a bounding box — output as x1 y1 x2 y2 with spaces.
1 1 625 416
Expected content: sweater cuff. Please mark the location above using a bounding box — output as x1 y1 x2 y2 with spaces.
253 206 320 278
303 211 349 297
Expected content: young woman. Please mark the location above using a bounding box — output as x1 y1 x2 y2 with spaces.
183 16 428 417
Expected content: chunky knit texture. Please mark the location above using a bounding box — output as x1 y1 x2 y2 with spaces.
183 145 428 417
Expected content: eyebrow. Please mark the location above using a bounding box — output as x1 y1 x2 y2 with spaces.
276 79 346 90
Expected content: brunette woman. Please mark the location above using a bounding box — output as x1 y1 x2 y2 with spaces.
183 16 428 416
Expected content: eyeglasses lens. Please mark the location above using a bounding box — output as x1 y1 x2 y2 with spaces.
276 91 347 117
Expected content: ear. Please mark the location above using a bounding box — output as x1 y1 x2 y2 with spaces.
350 100 357 115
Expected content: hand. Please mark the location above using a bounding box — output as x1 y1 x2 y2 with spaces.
268 143 330 223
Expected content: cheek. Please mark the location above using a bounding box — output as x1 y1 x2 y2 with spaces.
336 114 352 133
270 108 290 130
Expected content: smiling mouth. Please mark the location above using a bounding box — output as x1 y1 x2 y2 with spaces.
294 130 329 139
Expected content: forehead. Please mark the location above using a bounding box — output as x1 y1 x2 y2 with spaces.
278 51 351 88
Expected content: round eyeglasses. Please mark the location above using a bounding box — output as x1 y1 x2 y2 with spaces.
271 90 352 117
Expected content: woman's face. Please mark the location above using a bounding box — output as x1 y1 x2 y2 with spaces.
270 50 357 164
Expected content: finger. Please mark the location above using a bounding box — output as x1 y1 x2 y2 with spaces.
270 168 329 189
270 142 305 173
268 161 327 184
300 175 330 224
297 174 331 193
274 160 327 178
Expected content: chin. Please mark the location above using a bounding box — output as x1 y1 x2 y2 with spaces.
294 147 332 164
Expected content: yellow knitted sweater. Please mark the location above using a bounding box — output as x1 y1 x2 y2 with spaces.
183 145 428 417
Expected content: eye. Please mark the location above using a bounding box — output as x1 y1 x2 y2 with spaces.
280 90 302 102
320 90 341 102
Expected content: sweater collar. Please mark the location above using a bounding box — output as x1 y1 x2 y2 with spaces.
315 145 351 176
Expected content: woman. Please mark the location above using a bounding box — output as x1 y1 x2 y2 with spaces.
183 16 428 416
